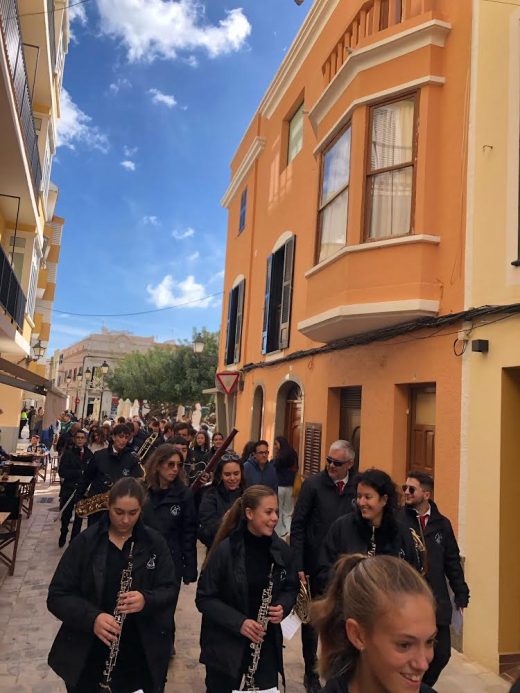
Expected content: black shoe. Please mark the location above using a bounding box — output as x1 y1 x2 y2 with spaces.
58 533 67 548
304 673 321 693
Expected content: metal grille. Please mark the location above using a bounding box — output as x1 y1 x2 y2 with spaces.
0 242 27 328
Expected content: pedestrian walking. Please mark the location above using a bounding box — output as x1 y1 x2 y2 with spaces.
272 436 298 537
198 451 245 549
243 440 278 493
18 406 28 438
141 444 197 652
312 554 437 692
47 478 179 692
58 429 93 547
402 471 470 686
196 485 298 693
290 440 357 692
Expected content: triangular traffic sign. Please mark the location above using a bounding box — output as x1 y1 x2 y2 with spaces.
216 371 240 395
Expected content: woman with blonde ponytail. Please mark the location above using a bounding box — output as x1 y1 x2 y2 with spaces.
196 485 298 692
313 554 437 693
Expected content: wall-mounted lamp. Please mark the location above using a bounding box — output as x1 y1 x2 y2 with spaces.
472 339 489 354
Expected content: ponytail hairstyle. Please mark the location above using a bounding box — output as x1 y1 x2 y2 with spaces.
312 554 434 681
203 484 277 569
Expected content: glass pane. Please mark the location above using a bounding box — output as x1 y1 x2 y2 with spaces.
318 189 348 262
288 103 304 164
370 98 415 171
321 128 351 206
367 167 412 239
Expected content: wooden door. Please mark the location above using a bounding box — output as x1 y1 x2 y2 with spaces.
285 399 302 459
408 386 436 476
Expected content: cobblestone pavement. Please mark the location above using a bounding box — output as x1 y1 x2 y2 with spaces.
0 482 511 692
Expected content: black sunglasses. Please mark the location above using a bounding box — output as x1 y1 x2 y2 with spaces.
326 456 348 467
402 484 417 494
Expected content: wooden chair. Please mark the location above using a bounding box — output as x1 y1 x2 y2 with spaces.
0 492 22 576
49 452 60 484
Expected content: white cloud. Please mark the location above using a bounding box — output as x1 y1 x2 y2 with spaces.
121 160 136 171
57 89 109 153
148 88 177 108
187 251 200 261
96 0 251 63
109 77 132 94
143 215 160 226
123 144 138 157
183 55 198 68
209 269 225 283
68 2 87 24
146 275 214 309
172 227 195 240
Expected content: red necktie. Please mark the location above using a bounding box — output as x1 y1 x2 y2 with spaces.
80 449 84 462
419 514 427 530
337 481 344 496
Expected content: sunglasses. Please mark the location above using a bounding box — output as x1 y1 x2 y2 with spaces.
326 456 348 467
165 461 183 469
402 485 417 494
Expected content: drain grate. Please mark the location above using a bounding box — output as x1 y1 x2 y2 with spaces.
37 497 53 504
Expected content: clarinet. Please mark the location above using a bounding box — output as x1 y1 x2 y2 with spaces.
367 525 377 557
99 542 135 692
243 564 274 691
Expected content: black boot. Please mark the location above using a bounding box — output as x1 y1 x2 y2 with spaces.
58 531 67 548
304 672 322 693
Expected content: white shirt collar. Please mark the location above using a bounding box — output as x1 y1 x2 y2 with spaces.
336 472 349 486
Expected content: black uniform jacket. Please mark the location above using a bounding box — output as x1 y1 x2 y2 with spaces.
322 673 436 692
197 484 242 548
142 478 198 583
58 445 94 499
47 516 178 690
75 446 143 499
403 502 470 625
291 469 356 576
317 509 421 592
196 524 299 680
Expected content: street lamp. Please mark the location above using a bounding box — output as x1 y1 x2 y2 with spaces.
101 360 109 375
32 340 45 360
193 333 204 354
66 373 72 386
84 367 91 379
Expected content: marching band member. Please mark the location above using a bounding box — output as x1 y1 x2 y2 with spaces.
209 431 225 455
198 451 245 549
312 554 436 692
47 478 178 693
192 430 211 466
196 485 298 693
58 429 94 547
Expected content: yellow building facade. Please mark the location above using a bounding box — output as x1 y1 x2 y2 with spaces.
0 0 68 448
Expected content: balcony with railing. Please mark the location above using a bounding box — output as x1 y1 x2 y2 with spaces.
0 242 26 331
0 0 42 199
322 0 439 86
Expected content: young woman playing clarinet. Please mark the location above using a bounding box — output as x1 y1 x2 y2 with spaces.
47 477 178 693
312 554 437 693
196 484 298 693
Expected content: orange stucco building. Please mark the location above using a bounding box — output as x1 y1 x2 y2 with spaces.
219 0 471 528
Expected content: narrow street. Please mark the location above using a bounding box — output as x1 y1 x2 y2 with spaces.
0 480 510 693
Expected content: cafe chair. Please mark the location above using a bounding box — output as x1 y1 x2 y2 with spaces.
0 482 22 576
8 464 37 478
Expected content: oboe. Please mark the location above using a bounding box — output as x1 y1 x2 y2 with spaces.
99 542 134 692
243 564 274 691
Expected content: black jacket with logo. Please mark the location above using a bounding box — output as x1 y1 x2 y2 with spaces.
142 478 198 583
75 446 143 500
290 469 356 576
58 445 94 500
47 517 178 691
198 484 242 548
403 502 469 625
196 524 298 681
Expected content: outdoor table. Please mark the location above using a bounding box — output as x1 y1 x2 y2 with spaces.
4 475 36 518
0 511 9 526
10 455 47 482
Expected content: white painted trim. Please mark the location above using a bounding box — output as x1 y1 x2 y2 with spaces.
221 137 266 208
313 76 445 155
305 234 440 278
297 299 440 334
232 274 245 289
506 8 520 286
272 231 294 253
264 350 285 363
310 20 451 129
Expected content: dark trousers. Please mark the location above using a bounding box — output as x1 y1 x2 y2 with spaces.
423 623 451 686
59 493 83 540
205 638 278 692
301 574 319 676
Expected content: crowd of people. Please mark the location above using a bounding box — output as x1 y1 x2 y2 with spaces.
42 412 509 693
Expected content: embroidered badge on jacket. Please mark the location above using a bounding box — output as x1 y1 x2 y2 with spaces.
435 532 443 545
170 504 181 517
146 554 156 570
122 468 130 477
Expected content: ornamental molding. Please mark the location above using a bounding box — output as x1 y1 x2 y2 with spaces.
221 137 266 208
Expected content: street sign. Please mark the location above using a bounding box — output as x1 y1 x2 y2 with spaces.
216 371 240 395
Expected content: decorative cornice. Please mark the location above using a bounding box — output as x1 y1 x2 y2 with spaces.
221 137 266 208
310 19 452 129
258 0 341 120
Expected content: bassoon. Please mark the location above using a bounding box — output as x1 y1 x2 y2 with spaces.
190 428 238 493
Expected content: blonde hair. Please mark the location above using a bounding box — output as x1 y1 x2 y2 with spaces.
312 554 434 681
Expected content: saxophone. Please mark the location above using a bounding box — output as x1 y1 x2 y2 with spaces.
75 492 109 518
99 542 135 692
243 564 274 691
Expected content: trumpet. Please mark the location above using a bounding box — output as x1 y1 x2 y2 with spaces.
136 432 158 465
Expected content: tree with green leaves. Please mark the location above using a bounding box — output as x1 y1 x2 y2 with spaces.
106 328 219 415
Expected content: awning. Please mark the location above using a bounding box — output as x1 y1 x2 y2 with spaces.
0 355 50 394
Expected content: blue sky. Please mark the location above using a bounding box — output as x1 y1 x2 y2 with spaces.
49 0 308 351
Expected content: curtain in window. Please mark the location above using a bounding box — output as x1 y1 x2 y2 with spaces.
319 128 351 261
288 103 304 164
318 189 349 262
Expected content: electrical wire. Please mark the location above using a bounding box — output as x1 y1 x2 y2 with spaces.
14 0 91 19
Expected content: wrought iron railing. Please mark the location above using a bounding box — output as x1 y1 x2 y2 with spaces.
0 243 26 330
0 0 42 198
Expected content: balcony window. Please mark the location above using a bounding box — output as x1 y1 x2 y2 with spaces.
225 279 245 365
317 127 351 263
262 235 296 354
239 188 247 233
366 96 416 240
287 102 304 164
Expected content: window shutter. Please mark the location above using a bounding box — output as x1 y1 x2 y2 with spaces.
233 279 245 363
303 422 322 477
279 235 295 350
225 289 234 365
261 255 272 355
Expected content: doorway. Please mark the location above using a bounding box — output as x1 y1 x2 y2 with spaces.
275 381 303 462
